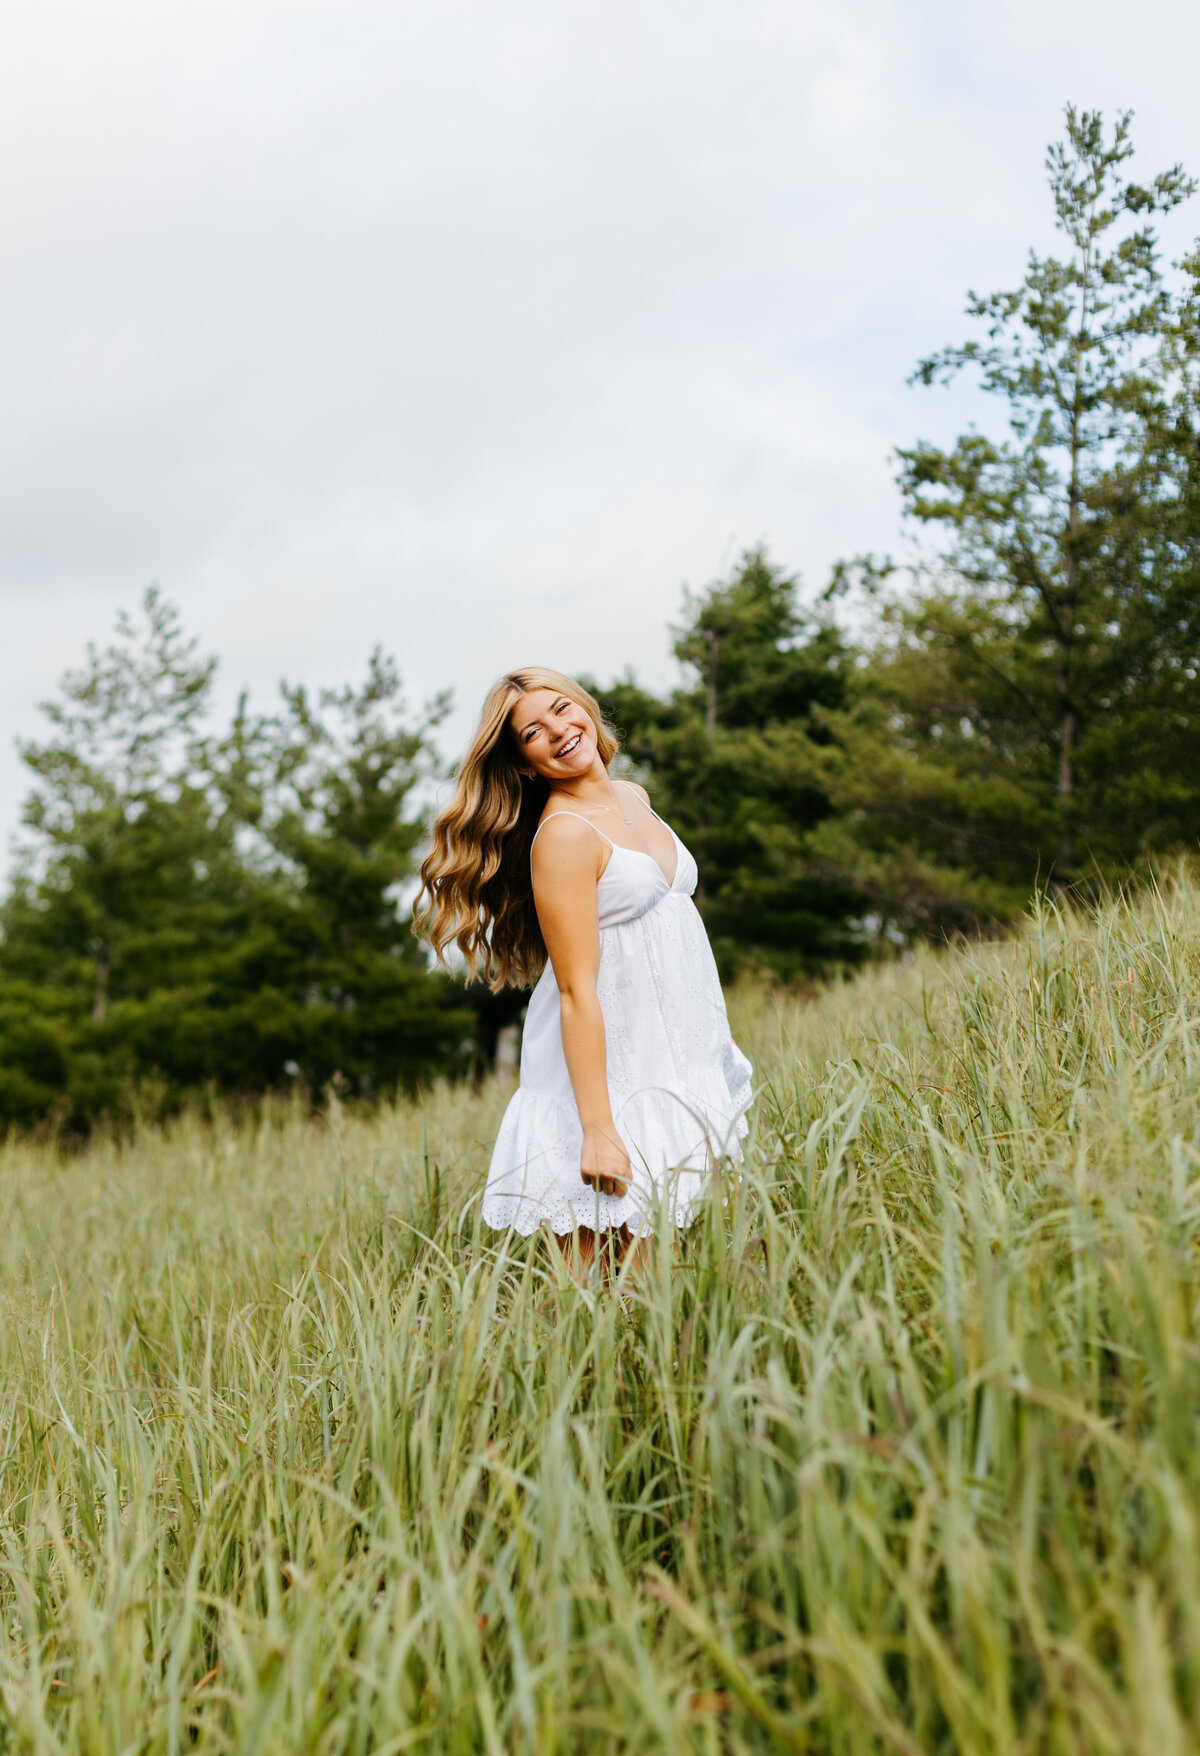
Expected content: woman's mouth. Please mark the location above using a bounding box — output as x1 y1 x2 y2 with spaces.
557 732 583 758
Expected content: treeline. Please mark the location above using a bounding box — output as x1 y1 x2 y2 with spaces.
3 107 1199 1130
0 603 484 1128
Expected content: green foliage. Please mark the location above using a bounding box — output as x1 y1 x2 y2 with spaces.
838 108 1200 917
4 880 1200 1745
0 593 473 1130
219 653 471 1096
594 548 865 978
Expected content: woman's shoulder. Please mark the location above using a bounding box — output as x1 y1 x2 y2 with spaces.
531 809 605 855
619 777 652 806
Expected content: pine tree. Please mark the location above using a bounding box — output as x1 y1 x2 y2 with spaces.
243 654 474 1095
593 549 864 978
848 109 1200 904
0 591 262 1123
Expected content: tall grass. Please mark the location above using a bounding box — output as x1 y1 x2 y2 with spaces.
3 877 1200 1751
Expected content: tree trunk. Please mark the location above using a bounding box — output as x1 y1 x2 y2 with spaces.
1056 694 1075 872
1055 215 1094 880
92 938 109 1024
697 631 719 904
704 631 718 742
1057 505 1078 876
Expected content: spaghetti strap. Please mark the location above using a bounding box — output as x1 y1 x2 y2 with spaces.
616 778 668 829
529 810 617 854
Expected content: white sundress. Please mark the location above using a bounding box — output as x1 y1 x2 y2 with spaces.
481 791 754 1237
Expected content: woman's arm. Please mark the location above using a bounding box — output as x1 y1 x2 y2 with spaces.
531 817 631 1198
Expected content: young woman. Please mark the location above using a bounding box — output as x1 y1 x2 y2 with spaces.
414 666 752 1270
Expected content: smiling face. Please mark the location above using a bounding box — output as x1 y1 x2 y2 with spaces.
509 687 600 783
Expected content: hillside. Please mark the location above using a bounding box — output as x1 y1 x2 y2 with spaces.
3 876 1200 1750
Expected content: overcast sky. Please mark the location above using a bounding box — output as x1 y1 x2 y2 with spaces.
4 0 1200 846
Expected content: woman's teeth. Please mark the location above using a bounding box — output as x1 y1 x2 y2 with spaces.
558 733 582 757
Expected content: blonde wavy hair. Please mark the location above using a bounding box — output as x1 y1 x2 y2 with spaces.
412 667 620 990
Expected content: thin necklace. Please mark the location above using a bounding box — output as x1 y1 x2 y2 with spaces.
557 785 633 825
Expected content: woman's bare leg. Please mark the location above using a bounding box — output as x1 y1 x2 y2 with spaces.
549 1224 596 1283
615 1223 652 1276
549 1224 658 1284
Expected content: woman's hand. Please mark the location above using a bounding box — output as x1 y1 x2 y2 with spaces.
580 1124 631 1198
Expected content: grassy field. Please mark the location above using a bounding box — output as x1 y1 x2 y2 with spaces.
4 879 1200 1752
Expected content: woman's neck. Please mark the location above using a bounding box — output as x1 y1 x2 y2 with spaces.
550 762 621 810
